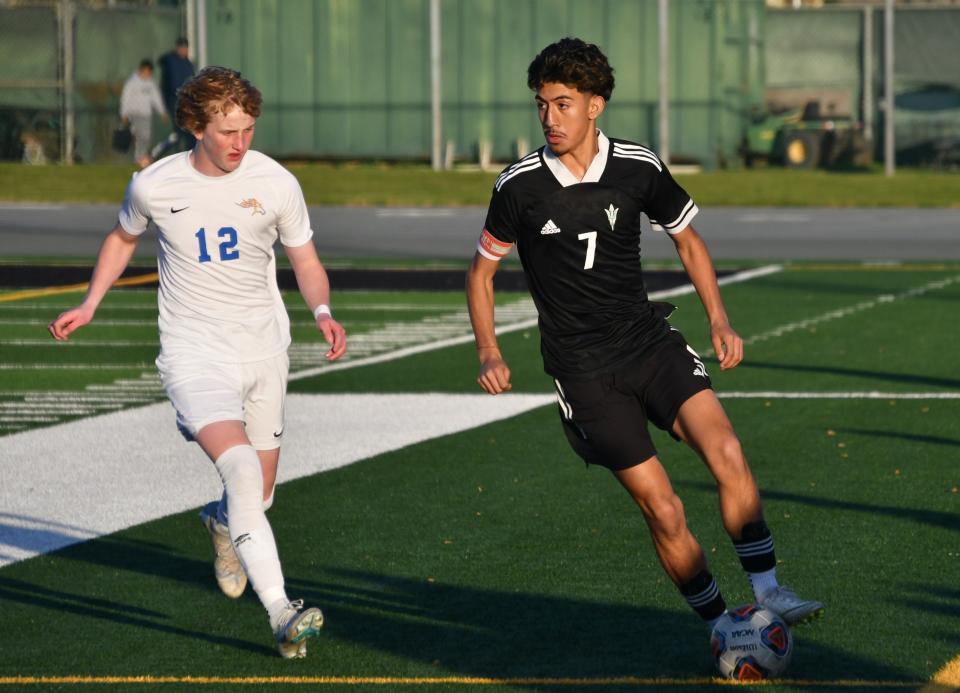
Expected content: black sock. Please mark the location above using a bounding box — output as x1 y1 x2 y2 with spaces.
679 569 727 621
733 520 776 573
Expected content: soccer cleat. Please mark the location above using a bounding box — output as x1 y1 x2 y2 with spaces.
273 600 324 659
759 585 824 625
199 502 247 599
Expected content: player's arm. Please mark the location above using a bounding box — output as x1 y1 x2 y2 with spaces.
48 223 140 341
466 248 512 394
669 224 743 370
284 240 346 361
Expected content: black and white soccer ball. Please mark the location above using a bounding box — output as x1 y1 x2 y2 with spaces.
710 604 793 680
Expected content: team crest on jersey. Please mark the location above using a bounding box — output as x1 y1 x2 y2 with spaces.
236 198 266 216
604 204 619 230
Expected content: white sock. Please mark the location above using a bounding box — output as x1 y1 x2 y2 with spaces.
214 445 288 613
268 598 293 631
749 568 779 602
216 484 275 525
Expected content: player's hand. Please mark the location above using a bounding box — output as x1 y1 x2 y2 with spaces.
711 321 743 370
478 354 512 395
317 315 346 361
48 306 94 341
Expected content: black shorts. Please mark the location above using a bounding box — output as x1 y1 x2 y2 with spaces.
553 330 712 471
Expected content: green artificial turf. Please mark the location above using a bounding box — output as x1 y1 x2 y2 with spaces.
0 266 957 690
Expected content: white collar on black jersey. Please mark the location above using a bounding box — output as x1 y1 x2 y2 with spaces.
542 130 609 187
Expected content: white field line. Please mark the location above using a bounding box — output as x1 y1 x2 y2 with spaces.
0 402 112 412
288 265 785 380
1 302 470 311
0 318 158 326
0 393 555 568
719 391 960 400
742 274 960 346
15 394 155 402
3 340 159 347
0 364 154 370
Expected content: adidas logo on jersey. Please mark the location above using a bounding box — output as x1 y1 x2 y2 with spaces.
540 219 561 235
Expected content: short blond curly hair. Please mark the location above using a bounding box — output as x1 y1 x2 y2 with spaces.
176 66 262 134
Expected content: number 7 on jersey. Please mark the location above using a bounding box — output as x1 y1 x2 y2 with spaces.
578 231 597 270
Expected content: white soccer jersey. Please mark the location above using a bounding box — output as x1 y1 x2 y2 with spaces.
118 150 314 363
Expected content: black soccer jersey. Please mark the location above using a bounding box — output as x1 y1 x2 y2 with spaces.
479 131 699 379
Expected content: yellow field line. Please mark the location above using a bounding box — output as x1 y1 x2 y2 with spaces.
919 652 960 691
0 273 159 303
0 675 924 687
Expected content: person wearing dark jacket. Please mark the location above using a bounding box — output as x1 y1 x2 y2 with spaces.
152 37 196 159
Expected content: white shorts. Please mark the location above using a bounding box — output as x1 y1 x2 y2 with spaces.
157 352 290 451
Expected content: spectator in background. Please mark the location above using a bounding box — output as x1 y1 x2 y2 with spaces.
120 59 167 167
152 37 196 159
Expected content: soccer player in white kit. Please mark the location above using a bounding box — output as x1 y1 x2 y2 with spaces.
49 66 345 658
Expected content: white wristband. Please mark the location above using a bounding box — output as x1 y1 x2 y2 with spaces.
312 304 332 319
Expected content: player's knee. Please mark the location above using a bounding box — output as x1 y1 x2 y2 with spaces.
214 445 264 515
646 493 687 538
710 433 749 478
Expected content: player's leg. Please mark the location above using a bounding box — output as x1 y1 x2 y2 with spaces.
215 447 278 525
611 457 727 627
237 353 323 657
130 116 152 168
673 390 763 538
672 388 824 624
196 420 287 612
158 358 251 599
554 374 726 628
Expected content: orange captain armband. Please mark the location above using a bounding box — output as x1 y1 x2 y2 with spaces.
477 229 513 261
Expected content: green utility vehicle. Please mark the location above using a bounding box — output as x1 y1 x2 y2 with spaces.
742 95 872 169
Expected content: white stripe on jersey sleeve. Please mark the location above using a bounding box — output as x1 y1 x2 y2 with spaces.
495 159 542 191
495 152 539 187
650 198 699 235
611 147 663 172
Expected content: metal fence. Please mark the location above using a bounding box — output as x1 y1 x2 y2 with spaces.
0 0 185 165
767 5 960 167
1 0 765 168
3 0 958 168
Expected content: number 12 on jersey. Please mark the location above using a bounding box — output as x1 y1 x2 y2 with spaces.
578 231 597 270
195 227 240 263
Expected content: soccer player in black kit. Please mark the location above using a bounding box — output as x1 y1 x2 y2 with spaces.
466 38 823 632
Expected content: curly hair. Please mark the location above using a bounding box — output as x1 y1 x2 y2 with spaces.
176 66 262 134
527 38 615 101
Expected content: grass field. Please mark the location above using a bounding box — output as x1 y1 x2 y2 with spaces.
1 162 959 207
0 263 958 691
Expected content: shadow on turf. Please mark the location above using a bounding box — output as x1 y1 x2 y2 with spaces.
679 481 958 533
0 532 924 681
836 427 960 450
0 511 100 563
280 567 911 684
740 360 960 390
1 533 276 657
893 583 960 625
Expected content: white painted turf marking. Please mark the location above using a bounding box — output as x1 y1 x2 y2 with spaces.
719 391 960 400
0 393 554 569
742 274 960 346
290 265 784 379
